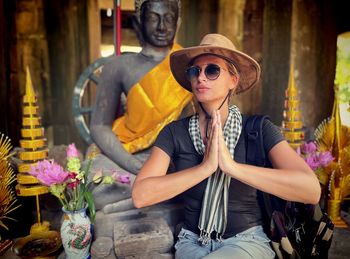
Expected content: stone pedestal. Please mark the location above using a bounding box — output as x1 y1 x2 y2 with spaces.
87 201 183 259
93 202 184 239
114 217 174 258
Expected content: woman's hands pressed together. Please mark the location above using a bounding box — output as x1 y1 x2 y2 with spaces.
216 111 237 173
201 110 236 175
201 111 219 173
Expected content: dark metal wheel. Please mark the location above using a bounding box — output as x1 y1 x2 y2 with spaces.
72 55 113 145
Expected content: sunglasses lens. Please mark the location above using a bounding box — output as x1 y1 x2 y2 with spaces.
185 67 200 81
205 64 220 80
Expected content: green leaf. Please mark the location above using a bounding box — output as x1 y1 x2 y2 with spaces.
83 159 93 179
76 184 86 210
84 191 96 224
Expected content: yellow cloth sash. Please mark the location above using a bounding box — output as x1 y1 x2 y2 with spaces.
112 43 192 154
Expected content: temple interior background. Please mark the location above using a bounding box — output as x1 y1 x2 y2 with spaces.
1 0 350 152
1 0 350 247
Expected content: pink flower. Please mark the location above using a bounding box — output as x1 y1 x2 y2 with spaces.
27 143 118 215
318 151 334 167
67 143 80 159
301 141 317 154
29 160 68 186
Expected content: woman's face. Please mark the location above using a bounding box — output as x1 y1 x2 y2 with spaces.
188 55 238 105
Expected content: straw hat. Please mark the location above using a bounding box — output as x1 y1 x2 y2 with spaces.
170 34 261 94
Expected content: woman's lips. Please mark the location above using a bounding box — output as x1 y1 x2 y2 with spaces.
195 87 210 93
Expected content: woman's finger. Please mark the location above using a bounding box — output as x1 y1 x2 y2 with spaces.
216 111 224 143
206 110 217 146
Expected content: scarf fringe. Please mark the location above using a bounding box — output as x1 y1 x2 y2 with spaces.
198 229 211 246
198 229 224 245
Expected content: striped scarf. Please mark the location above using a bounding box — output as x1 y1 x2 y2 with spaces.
188 105 242 244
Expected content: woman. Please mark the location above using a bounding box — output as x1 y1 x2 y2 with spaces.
132 34 321 259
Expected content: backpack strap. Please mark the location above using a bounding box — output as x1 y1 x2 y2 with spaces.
244 115 273 218
244 115 269 167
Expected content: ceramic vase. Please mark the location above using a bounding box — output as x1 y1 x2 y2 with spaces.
61 206 92 259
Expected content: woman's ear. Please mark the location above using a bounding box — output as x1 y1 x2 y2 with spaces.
229 74 239 91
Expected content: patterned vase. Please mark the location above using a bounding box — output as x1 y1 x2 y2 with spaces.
61 206 92 259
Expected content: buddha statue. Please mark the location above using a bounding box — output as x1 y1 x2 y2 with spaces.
89 0 192 213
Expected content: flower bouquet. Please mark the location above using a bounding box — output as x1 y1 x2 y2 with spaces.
297 140 336 209
29 144 131 257
28 143 130 222
297 141 334 180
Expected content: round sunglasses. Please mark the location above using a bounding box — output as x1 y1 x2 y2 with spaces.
185 63 227 81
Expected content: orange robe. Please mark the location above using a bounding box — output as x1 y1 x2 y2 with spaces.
112 43 192 154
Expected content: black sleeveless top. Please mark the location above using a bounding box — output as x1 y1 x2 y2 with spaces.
154 115 284 238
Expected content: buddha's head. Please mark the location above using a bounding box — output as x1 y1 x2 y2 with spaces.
134 0 180 48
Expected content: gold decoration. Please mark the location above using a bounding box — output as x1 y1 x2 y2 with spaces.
16 67 50 233
281 63 305 149
0 133 21 232
314 93 350 228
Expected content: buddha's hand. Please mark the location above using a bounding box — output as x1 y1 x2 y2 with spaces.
125 155 143 175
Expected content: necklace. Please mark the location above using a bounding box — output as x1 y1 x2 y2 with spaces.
199 92 230 140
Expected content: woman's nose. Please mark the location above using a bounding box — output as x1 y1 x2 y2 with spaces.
197 68 207 81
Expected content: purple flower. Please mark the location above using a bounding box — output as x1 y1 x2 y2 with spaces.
111 171 131 184
117 174 130 184
67 143 79 159
318 151 334 167
305 154 320 171
301 141 317 154
29 160 69 186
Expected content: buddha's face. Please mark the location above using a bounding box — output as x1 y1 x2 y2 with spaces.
141 0 178 47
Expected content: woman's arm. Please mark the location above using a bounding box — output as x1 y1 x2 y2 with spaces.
215 111 321 204
132 147 213 208
132 118 221 208
228 141 321 204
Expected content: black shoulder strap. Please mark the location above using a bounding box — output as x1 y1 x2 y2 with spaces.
244 115 273 218
244 115 269 167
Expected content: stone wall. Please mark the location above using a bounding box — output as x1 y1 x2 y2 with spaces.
1 0 350 149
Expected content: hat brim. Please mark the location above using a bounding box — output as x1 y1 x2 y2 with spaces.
170 46 261 94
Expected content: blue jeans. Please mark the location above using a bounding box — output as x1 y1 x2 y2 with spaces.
175 226 275 259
